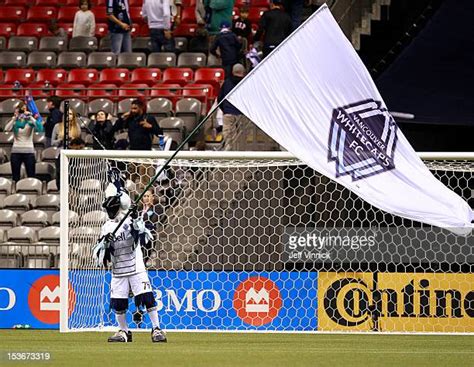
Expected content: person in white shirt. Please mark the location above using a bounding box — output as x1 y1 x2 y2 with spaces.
73 0 96 38
141 0 182 52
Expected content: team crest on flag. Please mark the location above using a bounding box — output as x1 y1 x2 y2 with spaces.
328 99 398 181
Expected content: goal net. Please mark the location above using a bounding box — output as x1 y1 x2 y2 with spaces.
60 151 473 333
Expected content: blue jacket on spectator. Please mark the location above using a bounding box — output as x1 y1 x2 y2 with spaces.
210 25 242 66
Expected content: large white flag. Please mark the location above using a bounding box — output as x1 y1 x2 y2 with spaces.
226 4 473 233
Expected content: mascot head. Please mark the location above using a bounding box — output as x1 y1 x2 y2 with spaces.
102 168 131 219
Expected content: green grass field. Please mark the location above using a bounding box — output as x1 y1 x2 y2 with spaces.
0 331 473 367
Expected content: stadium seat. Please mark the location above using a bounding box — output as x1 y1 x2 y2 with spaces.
0 37 5 51
128 7 143 23
5 69 36 85
0 176 13 197
57 6 77 22
147 52 176 68
128 0 143 6
150 83 182 105
78 178 102 194
17 23 50 37
130 23 141 37
39 36 69 52
7 226 36 243
82 210 107 226
0 84 23 99
163 67 194 86
95 23 109 38
0 209 17 229
147 98 173 122
34 194 60 217
248 7 267 23
26 82 52 98
40 146 59 164
87 98 115 115
194 67 225 92
27 51 57 69
159 117 184 145
16 177 43 202
206 53 222 67
32 98 50 117
35 0 67 5
46 180 59 195
92 6 108 22
87 83 118 99
0 99 21 124
0 7 27 22
60 98 87 116
117 98 134 114
118 83 149 99
37 226 60 243
177 52 207 69
8 36 38 52
69 36 99 53
27 6 57 22
35 162 56 182
57 51 87 69
37 69 68 86
70 225 99 243
33 132 46 152
138 24 150 37
132 37 151 53
58 23 74 37
182 83 214 111
181 7 197 24
56 83 86 98
87 52 117 69
252 0 270 6
131 68 162 86
181 0 196 7
174 37 188 53
176 98 202 132
233 7 240 20
68 68 100 85
5 0 30 5
99 68 130 85
98 35 112 51
4 194 30 215
0 23 16 37
173 23 198 37
117 52 147 68
20 209 49 228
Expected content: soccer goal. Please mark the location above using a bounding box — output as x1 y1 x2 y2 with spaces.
59 151 473 333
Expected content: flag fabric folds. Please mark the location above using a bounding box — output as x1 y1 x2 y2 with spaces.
226 4 473 233
25 91 43 125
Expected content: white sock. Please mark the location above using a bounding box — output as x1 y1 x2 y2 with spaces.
147 309 160 329
116 313 129 332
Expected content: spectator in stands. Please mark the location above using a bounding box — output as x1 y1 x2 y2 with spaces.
139 187 161 266
254 0 292 58
283 0 304 30
232 6 252 45
217 63 249 150
51 108 82 148
73 0 96 38
88 110 115 150
44 96 63 148
210 21 242 77
107 0 133 54
189 26 210 53
4 102 44 182
142 0 181 53
204 0 234 35
49 20 68 39
112 98 162 150
195 0 207 26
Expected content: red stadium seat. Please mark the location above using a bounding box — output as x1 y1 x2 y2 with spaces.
37 69 68 86
183 83 214 101
173 24 198 37
118 83 149 99
17 23 50 37
248 7 267 24
58 23 74 37
26 82 53 98
128 7 144 24
5 0 30 5
0 7 27 22
181 0 196 6
64 0 81 4
100 68 130 85
92 6 108 23
68 68 100 86
181 7 197 24
131 68 162 86
150 83 182 105
162 67 194 86
0 70 3 83
130 23 141 37
138 24 150 37
87 83 118 99
251 0 270 6
57 7 77 22
0 23 16 38
89 0 106 5
27 7 58 22
95 23 108 38
55 83 86 97
5 69 36 85
0 84 24 99
35 0 67 5
234 0 249 6
128 0 143 6
233 7 240 20
194 67 225 92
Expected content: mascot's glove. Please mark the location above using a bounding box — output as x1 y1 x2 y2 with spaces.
130 203 139 220
93 233 115 267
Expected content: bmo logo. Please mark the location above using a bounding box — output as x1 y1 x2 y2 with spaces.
28 275 76 324
233 276 282 326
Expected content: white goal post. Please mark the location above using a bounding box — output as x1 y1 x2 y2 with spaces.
60 150 474 333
